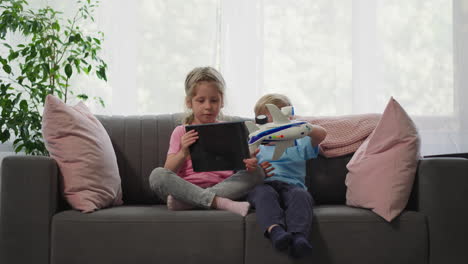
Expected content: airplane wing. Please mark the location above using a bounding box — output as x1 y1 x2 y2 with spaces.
266 104 290 124
244 121 259 134
271 140 295 160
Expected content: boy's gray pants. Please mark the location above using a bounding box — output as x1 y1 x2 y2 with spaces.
149 167 265 208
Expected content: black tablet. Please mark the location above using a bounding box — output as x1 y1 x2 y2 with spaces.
185 121 250 172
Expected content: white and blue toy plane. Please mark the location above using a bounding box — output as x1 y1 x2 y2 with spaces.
244 104 313 160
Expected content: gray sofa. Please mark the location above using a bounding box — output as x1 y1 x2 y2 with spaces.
1 114 468 264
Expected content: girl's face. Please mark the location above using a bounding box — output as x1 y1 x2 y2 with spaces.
187 81 223 124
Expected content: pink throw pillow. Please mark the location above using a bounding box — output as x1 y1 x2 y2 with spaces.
345 97 421 222
42 95 123 213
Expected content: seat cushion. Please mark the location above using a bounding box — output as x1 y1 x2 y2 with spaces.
245 205 428 264
51 206 244 264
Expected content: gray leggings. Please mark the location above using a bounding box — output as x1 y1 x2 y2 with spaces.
149 167 265 209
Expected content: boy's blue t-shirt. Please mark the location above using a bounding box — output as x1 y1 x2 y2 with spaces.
256 136 319 189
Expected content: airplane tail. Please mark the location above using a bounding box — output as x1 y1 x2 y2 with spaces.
281 106 294 118
266 104 290 124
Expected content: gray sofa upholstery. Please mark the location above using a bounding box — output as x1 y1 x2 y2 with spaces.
1 114 468 264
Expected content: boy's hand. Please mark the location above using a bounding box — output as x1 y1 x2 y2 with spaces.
260 161 275 177
252 148 275 177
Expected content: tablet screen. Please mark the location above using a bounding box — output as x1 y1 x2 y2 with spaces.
185 121 250 172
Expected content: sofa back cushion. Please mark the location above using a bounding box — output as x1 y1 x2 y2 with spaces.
96 114 178 204
97 114 356 205
307 154 353 204
96 114 250 204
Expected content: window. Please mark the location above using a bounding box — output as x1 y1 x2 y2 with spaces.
3 0 467 155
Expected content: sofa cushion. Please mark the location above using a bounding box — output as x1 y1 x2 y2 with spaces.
96 113 356 206
245 205 427 264
51 206 245 264
96 115 178 204
345 97 421 222
96 114 249 204
306 154 353 205
42 95 123 212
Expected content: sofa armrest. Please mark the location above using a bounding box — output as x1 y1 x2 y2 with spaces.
416 157 468 264
1 155 59 264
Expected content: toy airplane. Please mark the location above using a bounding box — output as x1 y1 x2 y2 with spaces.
245 104 313 160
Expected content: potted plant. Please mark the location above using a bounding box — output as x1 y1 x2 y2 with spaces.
0 0 107 155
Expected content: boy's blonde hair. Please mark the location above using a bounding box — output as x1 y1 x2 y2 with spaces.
254 93 292 116
183 66 226 124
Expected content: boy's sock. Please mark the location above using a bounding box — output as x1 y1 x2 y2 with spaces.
167 195 194 210
213 197 250 216
289 233 313 258
269 225 292 251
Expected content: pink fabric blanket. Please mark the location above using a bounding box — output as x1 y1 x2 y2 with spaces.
297 114 381 158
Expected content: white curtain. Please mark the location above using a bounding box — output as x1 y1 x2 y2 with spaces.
3 0 468 156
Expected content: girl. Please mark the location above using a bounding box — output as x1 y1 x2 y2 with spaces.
149 67 265 216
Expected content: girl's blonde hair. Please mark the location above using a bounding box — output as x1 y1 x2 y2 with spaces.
254 93 292 116
183 67 226 124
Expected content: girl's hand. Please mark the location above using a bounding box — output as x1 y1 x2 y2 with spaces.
243 148 260 172
243 157 258 172
260 161 275 177
180 130 198 156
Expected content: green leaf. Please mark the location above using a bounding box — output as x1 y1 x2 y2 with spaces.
42 63 50 74
0 129 10 142
77 94 89 100
17 76 25 85
96 66 107 81
3 65 12 74
65 64 72 78
74 33 82 42
39 47 52 59
14 144 24 153
13 93 22 105
52 21 60 31
97 96 105 107
86 64 92 74
19 99 28 111
0 83 9 92
26 47 37 61
8 51 19 61
20 46 30 56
